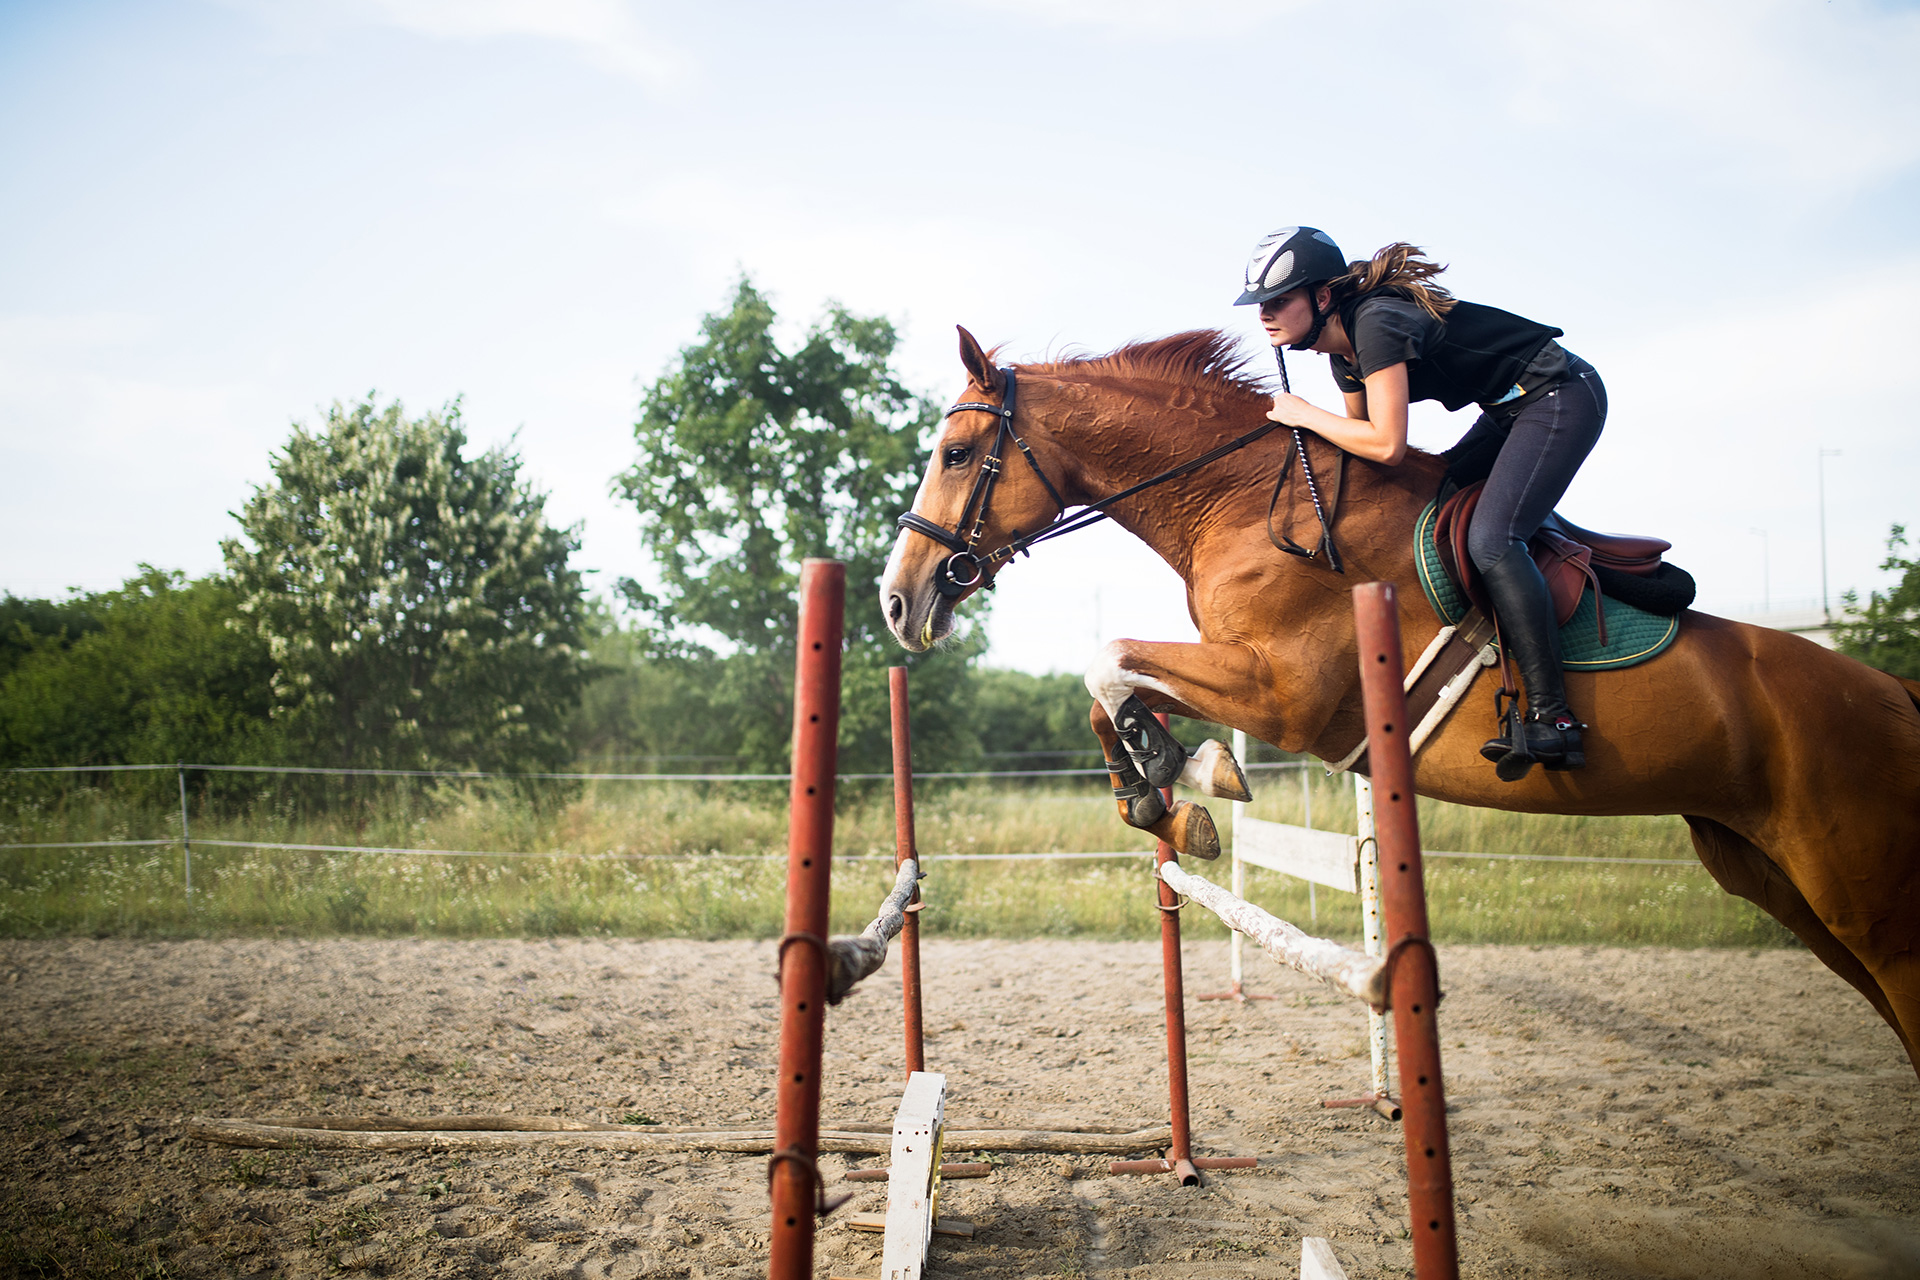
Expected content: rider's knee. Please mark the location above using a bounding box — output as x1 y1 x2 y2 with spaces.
1467 523 1523 574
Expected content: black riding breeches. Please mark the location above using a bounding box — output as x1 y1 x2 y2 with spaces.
1460 355 1608 573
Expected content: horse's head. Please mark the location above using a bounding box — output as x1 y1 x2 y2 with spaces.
881 326 1068 652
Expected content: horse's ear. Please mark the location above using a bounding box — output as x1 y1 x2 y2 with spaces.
956 325 1004 394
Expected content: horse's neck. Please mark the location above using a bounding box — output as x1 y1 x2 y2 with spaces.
1038 380 1245 577
1039 378 1441 584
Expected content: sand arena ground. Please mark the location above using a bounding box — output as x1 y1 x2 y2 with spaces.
1 936 1916 1278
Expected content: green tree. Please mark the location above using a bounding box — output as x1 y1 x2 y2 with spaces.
615 278 982 770
223 397 591 771
0 569 277 770
0 592 102 683
1835 523 1920 680
970 670 1102 765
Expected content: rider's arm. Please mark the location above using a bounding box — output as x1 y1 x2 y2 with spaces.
1267 362 1410 465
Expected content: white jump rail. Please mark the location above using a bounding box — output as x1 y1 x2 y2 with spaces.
1158 861 1387 1009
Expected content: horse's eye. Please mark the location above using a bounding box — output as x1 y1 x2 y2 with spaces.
943 446 972 469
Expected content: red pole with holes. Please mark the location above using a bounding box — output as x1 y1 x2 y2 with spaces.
1352 582 1458 1280
1153 719 1199 1184
1109 713 1256 1183
890 665 926 1075
769 560 845 1280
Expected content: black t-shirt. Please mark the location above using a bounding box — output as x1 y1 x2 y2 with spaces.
1328 292 1564 412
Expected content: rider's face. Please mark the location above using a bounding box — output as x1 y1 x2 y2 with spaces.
1258 287 1314 347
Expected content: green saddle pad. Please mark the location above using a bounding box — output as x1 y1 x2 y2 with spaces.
1413 499 1680 672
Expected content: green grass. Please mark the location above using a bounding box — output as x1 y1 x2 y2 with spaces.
0 772 1793 947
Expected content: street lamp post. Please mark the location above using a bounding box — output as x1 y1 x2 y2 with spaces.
1818 449 1843 621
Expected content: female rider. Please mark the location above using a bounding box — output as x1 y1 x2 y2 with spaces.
1236 226 1605 780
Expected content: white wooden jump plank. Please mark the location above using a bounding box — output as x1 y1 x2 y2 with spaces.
1301 1236 1348 1280
1160 862 1387 1008
1235 817 1360 893
880 1070 946 1280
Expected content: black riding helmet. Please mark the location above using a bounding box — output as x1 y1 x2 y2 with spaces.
1234 226 1346 351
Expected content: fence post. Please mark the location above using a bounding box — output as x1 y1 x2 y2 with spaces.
177 763 193 900
1355 775 1391 1110
1352 582 1457 1280
1303 766 1316 923
1228 728 1247 993
769 560 845 1280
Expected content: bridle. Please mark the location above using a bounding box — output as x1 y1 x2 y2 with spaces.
894 367 1066 599
895 362 1345 600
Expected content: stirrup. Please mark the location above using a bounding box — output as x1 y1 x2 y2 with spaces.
1481 702 1586 782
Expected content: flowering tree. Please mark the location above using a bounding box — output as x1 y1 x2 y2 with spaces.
224 398 590 770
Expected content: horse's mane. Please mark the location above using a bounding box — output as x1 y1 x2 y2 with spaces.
1015 330 1271 409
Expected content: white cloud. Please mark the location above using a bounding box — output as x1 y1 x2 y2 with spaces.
1491 0 1920 192
369 0 685 85
216 0 690 88
947 0 1312 37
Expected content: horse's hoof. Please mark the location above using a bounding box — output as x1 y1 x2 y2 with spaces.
1114 694 1186 789
1149 800 1220 861
1180 739 1252 802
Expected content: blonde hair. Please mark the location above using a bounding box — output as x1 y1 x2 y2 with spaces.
1327 243 1455 319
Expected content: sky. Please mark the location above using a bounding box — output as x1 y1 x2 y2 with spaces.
2 0 1917 673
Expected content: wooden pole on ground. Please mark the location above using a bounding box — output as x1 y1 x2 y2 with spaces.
890 666 926 1076
1352 582 1458 1280
769 559 845 1280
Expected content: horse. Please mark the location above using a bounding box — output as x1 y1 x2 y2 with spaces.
880 325 1920 1079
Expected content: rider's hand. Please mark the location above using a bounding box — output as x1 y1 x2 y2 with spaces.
1267 393 1314 427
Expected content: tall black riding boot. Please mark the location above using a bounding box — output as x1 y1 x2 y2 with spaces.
1477 544 1586 781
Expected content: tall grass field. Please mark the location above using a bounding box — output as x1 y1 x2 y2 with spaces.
0 767 1793 948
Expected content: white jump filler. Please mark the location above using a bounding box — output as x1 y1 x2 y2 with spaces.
880 1071 947 1280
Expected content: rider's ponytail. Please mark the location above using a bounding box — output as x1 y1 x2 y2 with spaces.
1327 243 1455 319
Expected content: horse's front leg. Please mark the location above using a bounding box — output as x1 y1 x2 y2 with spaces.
1085 638 1266 796
1088 701 1224 860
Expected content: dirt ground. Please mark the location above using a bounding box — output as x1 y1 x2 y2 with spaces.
1 936 1916 1280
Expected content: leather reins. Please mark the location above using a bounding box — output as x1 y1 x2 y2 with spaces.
896 364 1347 599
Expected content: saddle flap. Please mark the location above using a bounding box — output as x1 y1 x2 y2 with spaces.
1540 513 1670 574
1432 485 1481 609
1532 530 1599 629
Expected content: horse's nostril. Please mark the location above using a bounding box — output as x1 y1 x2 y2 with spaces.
887 593 905 624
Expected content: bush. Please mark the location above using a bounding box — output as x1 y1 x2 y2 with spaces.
1835 524 1920 681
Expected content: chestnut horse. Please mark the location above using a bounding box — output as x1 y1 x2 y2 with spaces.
881 326 1920 1078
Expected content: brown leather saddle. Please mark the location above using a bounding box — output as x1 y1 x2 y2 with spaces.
1432 482 1678 643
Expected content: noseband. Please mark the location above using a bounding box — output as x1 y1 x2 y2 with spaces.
895 363 1344 601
